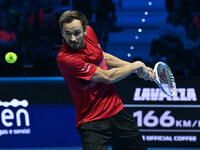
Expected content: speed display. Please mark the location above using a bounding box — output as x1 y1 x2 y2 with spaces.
115 77 200 147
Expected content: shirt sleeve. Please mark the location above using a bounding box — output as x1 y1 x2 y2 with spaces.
58 55 97 81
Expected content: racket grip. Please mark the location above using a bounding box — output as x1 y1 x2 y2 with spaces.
137 69 143 76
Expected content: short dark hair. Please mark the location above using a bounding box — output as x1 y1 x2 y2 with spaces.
59 10 88 31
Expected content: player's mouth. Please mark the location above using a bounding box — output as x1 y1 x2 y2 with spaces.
70 41 78 44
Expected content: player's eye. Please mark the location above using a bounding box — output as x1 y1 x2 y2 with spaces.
65 32 71 36
74 31 81 36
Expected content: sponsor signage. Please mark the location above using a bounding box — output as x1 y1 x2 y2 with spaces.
0 99 31 137
0 99 81 148
115 77 200 147
133 88 197 102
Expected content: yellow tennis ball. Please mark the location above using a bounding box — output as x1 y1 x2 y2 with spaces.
5 52 18 64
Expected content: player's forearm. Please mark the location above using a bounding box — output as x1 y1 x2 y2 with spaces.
105 61 145 83
103 52 131 68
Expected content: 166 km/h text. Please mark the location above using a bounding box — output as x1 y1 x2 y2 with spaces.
133 110 200 128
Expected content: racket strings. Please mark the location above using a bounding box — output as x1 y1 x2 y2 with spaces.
157 64 176 96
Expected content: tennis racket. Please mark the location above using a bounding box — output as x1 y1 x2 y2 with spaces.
153 62 176 97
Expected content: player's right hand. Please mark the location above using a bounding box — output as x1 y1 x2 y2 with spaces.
136 66 149 81
136 66 155 81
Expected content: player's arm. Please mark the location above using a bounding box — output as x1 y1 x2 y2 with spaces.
103 51 131 68
90 61 154 84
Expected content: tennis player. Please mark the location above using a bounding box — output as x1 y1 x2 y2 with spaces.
57 10 154 150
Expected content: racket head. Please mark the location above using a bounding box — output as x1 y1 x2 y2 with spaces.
154 62 176 96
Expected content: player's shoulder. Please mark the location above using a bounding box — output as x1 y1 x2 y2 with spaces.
85 26 98 43
86 26 96 36
86 26 94 33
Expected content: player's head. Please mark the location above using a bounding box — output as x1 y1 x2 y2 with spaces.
59 10 88 50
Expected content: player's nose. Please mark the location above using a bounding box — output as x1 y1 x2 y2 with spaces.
70 35 76 42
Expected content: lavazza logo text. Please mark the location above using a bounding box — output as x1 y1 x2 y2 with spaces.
0 99 31 136
133 88 197 101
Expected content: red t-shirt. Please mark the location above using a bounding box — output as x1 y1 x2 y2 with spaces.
57 26 124 127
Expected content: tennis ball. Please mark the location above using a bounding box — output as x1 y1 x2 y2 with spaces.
5 52 18 64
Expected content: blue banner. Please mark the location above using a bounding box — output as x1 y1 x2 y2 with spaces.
0 101 81 148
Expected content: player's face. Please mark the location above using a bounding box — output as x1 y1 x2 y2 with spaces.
62 19 86 50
